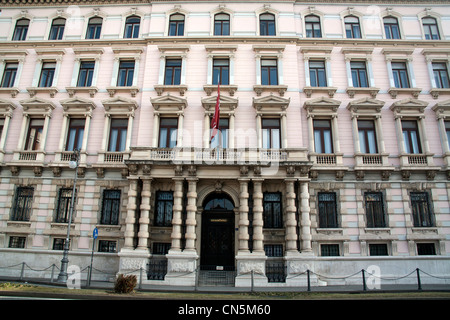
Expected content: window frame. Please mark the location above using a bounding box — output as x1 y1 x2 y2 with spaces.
350 61 369 88
77 61 95 87
100 189 121 225
169 13 185 36
154 191 174 227
260 59 278 86
12 18 29 41
117 60 135 87
124 16 140 39
305 15 322 38
54 187 76 223
108 118 128 152
86 17 103 40
65 118 85 152
410 192 434 228
38 62 56 88
259 13 276 36
261 118 281 149
309 60 327 87
1 62 18 88
432 62 450 89
10 186 34 222
317 192 339 228
364 192 386 228
358 119 378 154
24 118 44 151
49 18 66 40
158 117 178 148
391 61 411 89
263 192 283 229
164 58 182 86
214 13 230 36
313 119 333 154
401 120 422 154
212 58 230 85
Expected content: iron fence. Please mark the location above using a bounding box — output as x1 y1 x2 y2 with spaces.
0 261 449 292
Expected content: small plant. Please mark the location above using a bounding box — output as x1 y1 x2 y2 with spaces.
114 274 137 294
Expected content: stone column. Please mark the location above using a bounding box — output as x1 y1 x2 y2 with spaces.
123 178 138 250
252 179 264 253
184 178 198 252
169 178 184 253
299 182 312 253
237 178 250 253
285 179 299 254
137 178 152 251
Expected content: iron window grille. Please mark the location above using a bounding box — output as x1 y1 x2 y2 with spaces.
11 187 34 221
318 192 339 228
55 188 76 223
100 190 121 225
154 191 174 227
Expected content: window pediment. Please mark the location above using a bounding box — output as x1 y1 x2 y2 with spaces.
432 98 450 119
102 96 138 117
389 98 428 117
151 93 187 113
303 96 341 116
202 95 238 115
20 97 55 116
347 97 385 115
0 98 16 117
253 94 290 114
60 97 96 117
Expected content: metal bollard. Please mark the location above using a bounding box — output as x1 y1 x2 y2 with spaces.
362 269 367 291
416 268 422 291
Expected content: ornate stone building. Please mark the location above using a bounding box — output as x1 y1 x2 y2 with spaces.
0 0 449 287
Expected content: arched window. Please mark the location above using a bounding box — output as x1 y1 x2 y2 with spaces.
169 14 185 36
49 18 66 40
203 193 234 211
422 16 440 40
124 16 140 38
86 17 103 39
344 15 361 39
305 15 321 38
12 18 29 41
260 13 275 36
383 16 401 39
214 13 230 36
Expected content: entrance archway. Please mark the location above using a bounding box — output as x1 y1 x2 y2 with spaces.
200 192 235 270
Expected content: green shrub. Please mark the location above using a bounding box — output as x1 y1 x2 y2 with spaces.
114 274 137 294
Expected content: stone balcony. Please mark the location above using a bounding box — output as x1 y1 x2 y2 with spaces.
127 147 310 166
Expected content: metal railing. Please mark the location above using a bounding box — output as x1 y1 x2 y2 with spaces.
1 262 449 292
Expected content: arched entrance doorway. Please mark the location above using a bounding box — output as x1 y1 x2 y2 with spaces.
200 193 235 270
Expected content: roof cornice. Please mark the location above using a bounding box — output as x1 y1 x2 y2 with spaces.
1 0 450 6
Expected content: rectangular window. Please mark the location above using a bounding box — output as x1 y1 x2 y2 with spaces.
402 120 422 154
100 190 121 225
261 59 278 85
77 61 95 87
218 118 229 148
10 187 34 221
351 61 369 88
432 62 450 89
369 243 388 256
99 240 117 253
1 62 18 88
321 244 340 256
38 62 56 87
25 119 44 151
52 238 67 250
108 118 128 152
417 243 436 255
9 236 26 248
309 61 327 87
155 191 174 227
358 120 378 154
364 192 386 228
66 118 85 151
263 192 282 228
55 188 76 223
159 118 178 148
164 59 182 85
392 62 410 88
318 192 338 228
117 60 135 87
410 192 434 227
213 58 229 85
153 242 171 255
264 244 283 257
262 118 281 149
313 119 333 153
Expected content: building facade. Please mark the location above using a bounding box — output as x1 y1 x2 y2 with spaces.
0 0 449 287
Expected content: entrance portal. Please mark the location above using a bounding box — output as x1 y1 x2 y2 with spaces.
200 193 235 270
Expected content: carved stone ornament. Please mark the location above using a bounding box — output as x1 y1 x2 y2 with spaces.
238 261 265 275
168 260 195 273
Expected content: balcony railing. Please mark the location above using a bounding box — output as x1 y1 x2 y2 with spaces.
128 147 309 165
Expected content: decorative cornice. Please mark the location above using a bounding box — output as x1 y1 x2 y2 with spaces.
1 0 449 6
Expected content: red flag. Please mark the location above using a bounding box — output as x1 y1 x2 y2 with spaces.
210 83 220 144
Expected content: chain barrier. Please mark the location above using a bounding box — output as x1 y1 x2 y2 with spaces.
0 262 449 292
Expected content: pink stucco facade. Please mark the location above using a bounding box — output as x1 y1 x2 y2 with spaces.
0 0 449 287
